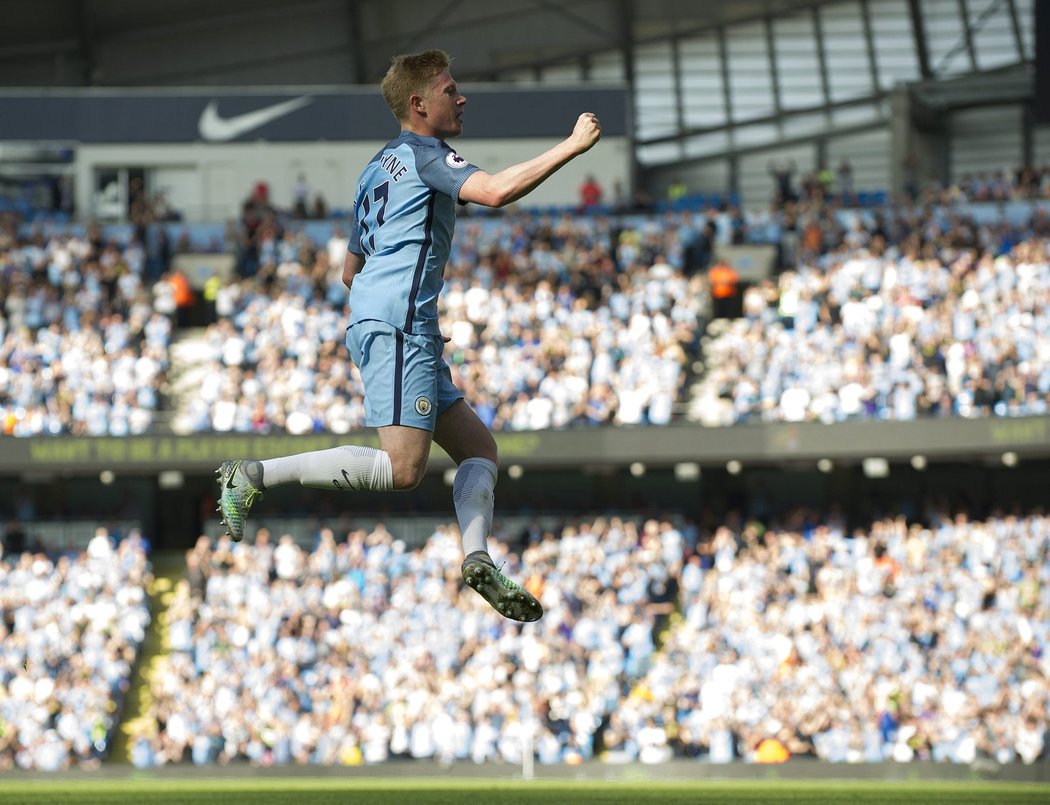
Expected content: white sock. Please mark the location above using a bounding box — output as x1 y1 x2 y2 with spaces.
260 446 394 491
452 457 497 556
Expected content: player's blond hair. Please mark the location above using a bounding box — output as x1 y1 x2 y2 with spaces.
380 49 452 122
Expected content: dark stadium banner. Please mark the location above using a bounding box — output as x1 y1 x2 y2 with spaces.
3 417 1050 473
0 87 628 143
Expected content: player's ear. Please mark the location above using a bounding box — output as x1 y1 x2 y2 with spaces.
410 92 427 115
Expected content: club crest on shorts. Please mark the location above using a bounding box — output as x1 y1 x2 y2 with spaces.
415 396 433 416
446 151 467 169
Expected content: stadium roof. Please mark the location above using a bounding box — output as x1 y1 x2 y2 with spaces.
1 0 1034 186
1 0 850 86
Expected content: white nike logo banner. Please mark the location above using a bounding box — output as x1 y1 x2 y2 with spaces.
0 89 627 142
198 96 314 142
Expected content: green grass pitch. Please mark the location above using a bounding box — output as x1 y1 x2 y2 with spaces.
0 778 1046 805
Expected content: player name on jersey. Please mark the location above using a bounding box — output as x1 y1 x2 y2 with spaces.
379 152 408 182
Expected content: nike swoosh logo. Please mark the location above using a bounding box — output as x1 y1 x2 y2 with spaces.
341 469 358 491
226 476 237 489
198 96 313 142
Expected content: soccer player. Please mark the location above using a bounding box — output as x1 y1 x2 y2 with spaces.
217 49 601 622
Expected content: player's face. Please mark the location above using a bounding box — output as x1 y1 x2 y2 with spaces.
423 71 466 139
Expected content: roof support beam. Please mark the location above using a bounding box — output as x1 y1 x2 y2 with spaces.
72 0 97 85
908 0 933 79
654 118 887 172
764 16 783 118
452 2 827 80
638 92 887 147
345 0 369 83
531 0 619 44
717 26 734 147
1004 0 1026 60
811 6 832 108
671 35 686 147
617 0 641 196
393 0 464 56
957 0 979 71
859 0 881 94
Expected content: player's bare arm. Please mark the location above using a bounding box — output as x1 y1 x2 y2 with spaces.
458 112 601 208
342 249 365 290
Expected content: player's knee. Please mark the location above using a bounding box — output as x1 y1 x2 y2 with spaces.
391 460 426 491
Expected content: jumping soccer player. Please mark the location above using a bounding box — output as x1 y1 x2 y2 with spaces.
217 49 601 622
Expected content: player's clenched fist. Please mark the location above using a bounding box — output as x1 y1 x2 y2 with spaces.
570 112 601 154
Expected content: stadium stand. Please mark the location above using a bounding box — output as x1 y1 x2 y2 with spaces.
107 198 1050 435
692 233 1050 425
631 509 1050 765
0 217 174 437
182 212 708 434
130 517 690 767
127 509 1049 767
0 528 151 770
5 198 1050 438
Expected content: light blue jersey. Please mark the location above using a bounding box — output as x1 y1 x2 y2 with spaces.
348 131 480 335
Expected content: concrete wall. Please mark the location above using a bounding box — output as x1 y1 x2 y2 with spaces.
74 137 631 221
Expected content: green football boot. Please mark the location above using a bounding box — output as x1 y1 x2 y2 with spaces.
461 550 543 622
216 460 263 543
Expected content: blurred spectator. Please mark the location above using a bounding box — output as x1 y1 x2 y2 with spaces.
915 165 1050 206
169 270 195 328
6 195 1050 438
768 161 798 207
837 159 855 207
292 173 311 220
667 178 688 206
131 507 1050 768
707 261 739 319
578 175 603 212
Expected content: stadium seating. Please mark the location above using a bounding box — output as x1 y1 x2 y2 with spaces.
627 510 1050 764
692 235 1050 425
183 212 707 434
130 517 689 767
5 200 1050 437
129 509 1049 767
0 221 172 436
0 529 151 770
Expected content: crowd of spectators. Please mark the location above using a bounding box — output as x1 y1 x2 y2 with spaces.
0 215 177 436
913 165 1050 208
189 190 1050 434
0 528 151 770
768 162 1050 211
619 509 1049 765
180 233 358 434
692 216 1050 425
129 506 1049 768
129 516 688 767
768 160 860 209
6 189 1050 437
186 213 709 434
